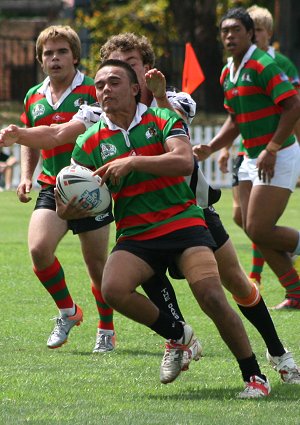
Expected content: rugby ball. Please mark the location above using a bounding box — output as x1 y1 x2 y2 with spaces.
56 164 111 215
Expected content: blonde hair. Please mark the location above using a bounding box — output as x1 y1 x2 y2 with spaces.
247 5 273 34
36 25 81 67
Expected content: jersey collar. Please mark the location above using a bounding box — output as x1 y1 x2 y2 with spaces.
227 44 257 84
37 70 85 109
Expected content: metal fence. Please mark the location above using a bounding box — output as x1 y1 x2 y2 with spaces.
0 36 38 101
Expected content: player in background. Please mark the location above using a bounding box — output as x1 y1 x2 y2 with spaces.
194 7 300 311
17 25 115 353
218 4 300 289
2 33 300 388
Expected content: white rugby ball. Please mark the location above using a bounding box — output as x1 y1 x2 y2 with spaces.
56 164 111 215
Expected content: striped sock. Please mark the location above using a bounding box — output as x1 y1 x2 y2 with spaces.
33 257 74 310
249 243 265 283
91 284 114 331
279 268 300 300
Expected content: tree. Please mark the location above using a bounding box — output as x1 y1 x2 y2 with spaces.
74 0 276 114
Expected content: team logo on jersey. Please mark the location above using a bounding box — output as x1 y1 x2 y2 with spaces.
95 211 110 221
74 98 88 108
145 127 157 139
241 73 252 83
232 88 239 96
223 79 230 90
279 72 289 82
52 114 66 123
32 104 45 119
101 143 117 160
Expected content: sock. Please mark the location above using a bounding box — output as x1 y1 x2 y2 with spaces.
150 310 184 340
141 274 185 322
91 284 114 331
238 300 285 357
237 353 265 382
279 268 300 300
293 231 300 255
249 243 265 283
33 257 74 310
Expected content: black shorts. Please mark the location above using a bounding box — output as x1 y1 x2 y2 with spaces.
34 187 114 234
204 206 229 250
168 207 229 280
232 155 244 187
113 225 216 278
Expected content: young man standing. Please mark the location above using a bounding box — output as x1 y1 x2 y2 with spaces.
194 7 300 310
218 4 300 288
18 25 115 353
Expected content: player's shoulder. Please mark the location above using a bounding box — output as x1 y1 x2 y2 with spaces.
24 82 44 98
82 74 96 86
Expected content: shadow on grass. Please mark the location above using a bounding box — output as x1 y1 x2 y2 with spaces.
147 383 299 401
68 348 162 357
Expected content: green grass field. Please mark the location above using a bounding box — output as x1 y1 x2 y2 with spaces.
1 188 300 425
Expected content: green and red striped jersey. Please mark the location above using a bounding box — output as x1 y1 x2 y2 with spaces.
72 104 206 242
21 72 96 186
221 47 298 158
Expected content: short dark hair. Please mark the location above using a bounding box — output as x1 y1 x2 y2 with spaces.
97 59 141 103
220 7 255 43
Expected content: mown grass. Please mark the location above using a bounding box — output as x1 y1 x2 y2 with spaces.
0 188 299 425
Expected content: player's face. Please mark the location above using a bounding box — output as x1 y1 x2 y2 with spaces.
254 25 271 51
41 39 77 81
220 18 253 61
94 65 139 114
107 49 150 90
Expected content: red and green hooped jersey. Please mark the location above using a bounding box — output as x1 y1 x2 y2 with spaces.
72 105 206 242
221 47 298 158
273 50 300 88
20 74 96 186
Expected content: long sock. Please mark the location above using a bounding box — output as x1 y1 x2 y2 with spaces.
237 353 265 382
150 310 184 340
234 280 285 356
279 268 300 300
33 257 73 311
141 274 185 322
249 243 265 283
91 284 114 331
238 300 285 357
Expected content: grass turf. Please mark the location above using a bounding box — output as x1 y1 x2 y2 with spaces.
0 188 300 425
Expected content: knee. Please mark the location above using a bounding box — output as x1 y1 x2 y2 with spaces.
246 222 266 244
101 280 125 309
30 243 51 266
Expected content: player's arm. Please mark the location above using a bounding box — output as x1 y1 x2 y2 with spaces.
95 133 193 186
256 94 300 183
292 89 300 143
193 114 239 161
16 145 40 203
0 121 86 149
145 68 172 109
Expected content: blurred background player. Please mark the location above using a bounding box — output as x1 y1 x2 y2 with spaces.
194 7 300 310
18 25 115 353
216 5 300 296
0 147 18 190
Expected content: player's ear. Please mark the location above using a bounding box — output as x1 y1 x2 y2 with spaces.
132 83 140 97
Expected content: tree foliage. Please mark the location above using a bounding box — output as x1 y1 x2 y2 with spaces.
75 0 178 76
74 0 275 112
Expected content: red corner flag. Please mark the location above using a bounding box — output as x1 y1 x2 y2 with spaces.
182 42 205 94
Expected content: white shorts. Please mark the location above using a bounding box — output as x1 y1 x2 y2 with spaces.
238 142 300 191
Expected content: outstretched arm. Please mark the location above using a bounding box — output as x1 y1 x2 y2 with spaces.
0 121 86 149
193 115 240 161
